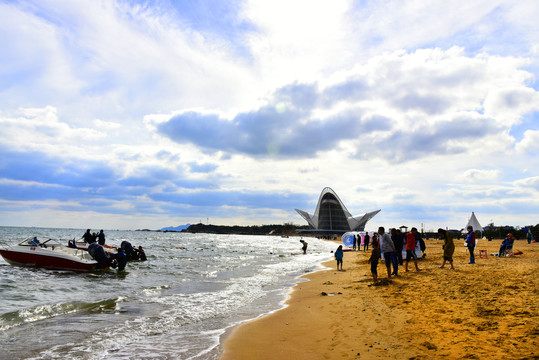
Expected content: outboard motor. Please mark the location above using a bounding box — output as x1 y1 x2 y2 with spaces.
88 243 115 269
114 248 127 271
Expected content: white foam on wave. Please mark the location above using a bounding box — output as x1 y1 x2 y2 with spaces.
2 230 337 359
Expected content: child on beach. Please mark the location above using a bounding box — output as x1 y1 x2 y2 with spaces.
334 245 344 270
438 228 455 270
369 238 380 282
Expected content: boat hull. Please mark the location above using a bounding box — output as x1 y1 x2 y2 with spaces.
0 247 103 272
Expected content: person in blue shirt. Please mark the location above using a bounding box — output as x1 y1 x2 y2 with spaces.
334 245 344 271
499 233 514 256
466 226 476 264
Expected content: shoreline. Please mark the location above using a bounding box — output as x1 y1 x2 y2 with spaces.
220 238 538 359
216 251 336 356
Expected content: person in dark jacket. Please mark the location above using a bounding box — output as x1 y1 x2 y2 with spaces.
391 228 404 265
97 230 106 245
334 245 344 270
82 229 95 244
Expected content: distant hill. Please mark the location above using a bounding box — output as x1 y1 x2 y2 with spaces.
183 223 308 235
159 224 191 232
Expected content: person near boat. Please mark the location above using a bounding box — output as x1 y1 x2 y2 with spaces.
97 230 106 245
88 243 116 269
82 229 96 244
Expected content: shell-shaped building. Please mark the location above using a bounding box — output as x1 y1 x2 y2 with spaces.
295 187 380 234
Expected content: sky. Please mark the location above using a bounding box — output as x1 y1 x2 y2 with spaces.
0 0 538 231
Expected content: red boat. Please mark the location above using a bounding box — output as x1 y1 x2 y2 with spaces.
0 237 108 272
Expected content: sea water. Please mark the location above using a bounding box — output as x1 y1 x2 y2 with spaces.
0 227 336 360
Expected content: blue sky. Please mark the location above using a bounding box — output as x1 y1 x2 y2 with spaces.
0 0 538 231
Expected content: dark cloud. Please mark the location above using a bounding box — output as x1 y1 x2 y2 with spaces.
149 190 312 210
0 149 115 188
0 148 218 207
353 115 503 162
157 91 389 158
391 91 452 115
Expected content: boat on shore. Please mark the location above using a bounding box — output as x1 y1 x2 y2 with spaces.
0 237 112 272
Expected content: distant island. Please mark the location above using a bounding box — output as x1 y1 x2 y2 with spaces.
138 223 309 236
159 224 191 232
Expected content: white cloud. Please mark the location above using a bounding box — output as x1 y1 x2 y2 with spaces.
515 130 539 154
0 0 538 229
456 169 501 182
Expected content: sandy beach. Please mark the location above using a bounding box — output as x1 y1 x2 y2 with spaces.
221 237 538 359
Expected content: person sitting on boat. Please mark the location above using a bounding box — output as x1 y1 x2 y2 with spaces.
97 230 106 245
88 243 116 269
82 229 96 244
28 237 40 246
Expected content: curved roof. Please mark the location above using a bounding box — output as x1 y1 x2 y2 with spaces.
295 187 380 232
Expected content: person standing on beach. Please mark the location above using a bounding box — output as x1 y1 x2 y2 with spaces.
438 228 455 270
369 237 380 282
391 228 404 265
364 232 370 252
416 230 426 257
334 245 344 270
466 226 476 264
405 228 422 272
353 234 357 251
378 227 397 278
300 239 308 254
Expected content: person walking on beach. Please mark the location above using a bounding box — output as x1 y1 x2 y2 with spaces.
300 239 308 254
466 226 476 264
364 232 370 252
334 245 344 270
369 237 380 282
405 228 422 272
378 227 397 278
416 229 426 257
438 228 455 270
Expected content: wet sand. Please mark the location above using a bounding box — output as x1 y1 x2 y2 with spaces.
221 238 538 359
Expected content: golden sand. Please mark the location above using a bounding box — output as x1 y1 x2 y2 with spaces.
221 238 538 359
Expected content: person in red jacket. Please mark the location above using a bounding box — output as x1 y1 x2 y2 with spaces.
405 228 422 272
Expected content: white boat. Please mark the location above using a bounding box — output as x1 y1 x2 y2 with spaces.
0 237 110 272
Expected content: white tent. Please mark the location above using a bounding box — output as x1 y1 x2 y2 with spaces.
465 212 483 233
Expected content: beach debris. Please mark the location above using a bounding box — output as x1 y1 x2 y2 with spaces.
421 341 438 350
368 279 392 287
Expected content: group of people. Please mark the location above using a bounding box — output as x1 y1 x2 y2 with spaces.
82 229 106 245
80 230 147 270
366 227 424 281
352 232 372 251
335 224 522 283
